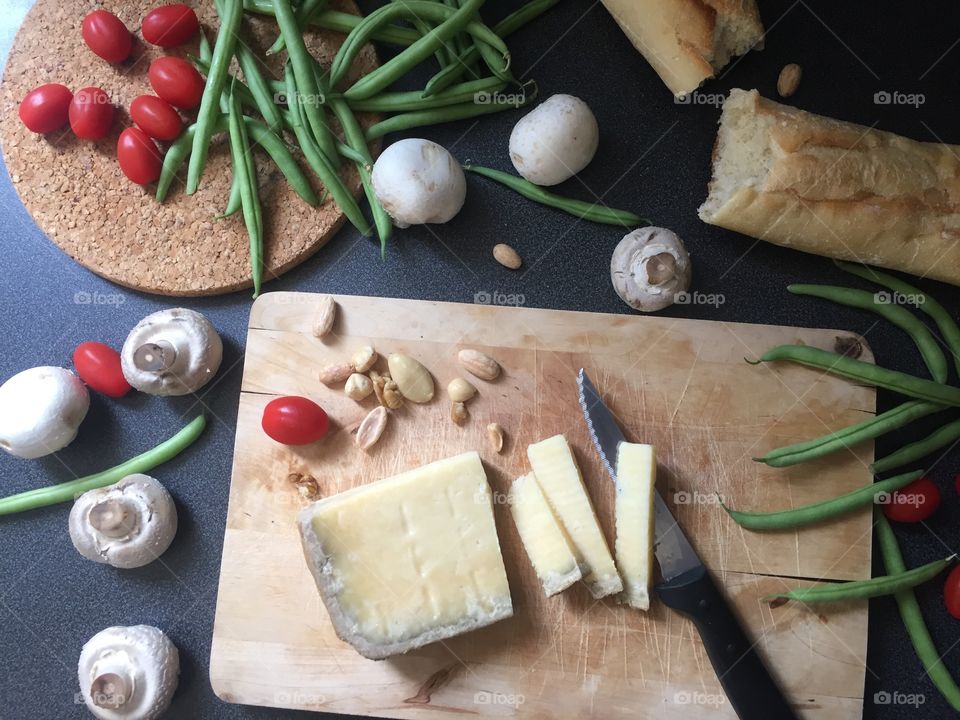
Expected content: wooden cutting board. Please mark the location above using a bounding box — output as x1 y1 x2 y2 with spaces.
211 292 876 719
0 0 377 296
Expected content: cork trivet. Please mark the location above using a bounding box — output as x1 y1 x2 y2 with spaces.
0 0 380 296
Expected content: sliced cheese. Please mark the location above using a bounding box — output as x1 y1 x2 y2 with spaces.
527 435 623 598
298 452 513 660
509 472 582 597
615 442 656 610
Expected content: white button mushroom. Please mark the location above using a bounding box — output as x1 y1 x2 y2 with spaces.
0 366 89 459
120 308 223 396
371 138 466 228
69 474 177 569
78 624 179 720
611 227 693 312
509 94 599 186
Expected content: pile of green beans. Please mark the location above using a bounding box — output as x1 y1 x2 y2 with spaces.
228 84 264 298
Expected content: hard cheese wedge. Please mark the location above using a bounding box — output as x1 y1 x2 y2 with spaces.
509 473 582 597
615 442 656 610
298 451 513 660
527 435 623 598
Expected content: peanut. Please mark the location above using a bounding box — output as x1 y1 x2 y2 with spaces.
387 353 435 403
493 243 522 269
356 406 388 451
777 64 802 98
345 373 374 400
319 362 354 386
451 401 469 425
312 295 337 338
352 345 377 373
487 423 504 453
457 348 501 381
447 377 477 402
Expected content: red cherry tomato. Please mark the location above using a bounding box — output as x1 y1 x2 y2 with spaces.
142 4 199 48
117 128 162 185
73 342 132 398
262 396 330 445
81 10 133 64
944 565 960 620
148 56 204 110
130 95 182 141
68 87 114 140
19 83 73 134
882 477 941 523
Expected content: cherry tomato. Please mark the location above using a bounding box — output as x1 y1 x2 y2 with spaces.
73 342 132 398
148 56 204 110
262 396 330 445
130 95 182 141
944 565 960 620
19 83 73 134
81 10 133 64
68 87 114 140
882 477 941 523
117 128 162 185
142 4 199 48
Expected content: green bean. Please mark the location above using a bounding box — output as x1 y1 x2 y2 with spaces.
344 76 506 112
789 284 948 383
343 0 485 101
722 468 923 531
156 125 198 202
497 0 561 35
243 1 422 45
365 92 533 139
329 95 392 255
836 260 960 378
219 180 242 219
872 419 960 474
753 345 960 407
444 0 471 63
0 416 206 516
243 117 319 207
283 62 371 236
422 46 482 97
876 511 960 712
463 163 649 228
336 141 369 167
328 3 406 88
235 42 284 132
266 0 327 55
192 56 263 114
187 0 242 194
228 83 264 298
755 400 943 467
399 3 455 71
765 556 953 603
273 0 339 167
200 29 239 215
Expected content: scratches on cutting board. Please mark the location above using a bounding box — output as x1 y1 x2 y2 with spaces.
403 664 460 704
669 340 702 424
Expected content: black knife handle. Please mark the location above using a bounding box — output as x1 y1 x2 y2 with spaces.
655 565 799 720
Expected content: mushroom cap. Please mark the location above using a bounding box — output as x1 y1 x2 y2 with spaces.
120 308 223 396
69 474 177 569
509 94 599 186
371 138 466 228
0 366 89 459
611 227 692 313
78 624 179 720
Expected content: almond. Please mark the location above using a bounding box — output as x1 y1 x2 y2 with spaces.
457 349 501 381
312 295 337 338
493 243 522 270
777 64 802 98
387 353 434 403
356 406 388 450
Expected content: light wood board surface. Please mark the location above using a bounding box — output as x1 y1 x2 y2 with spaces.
211 292 877 719
0 0 377 296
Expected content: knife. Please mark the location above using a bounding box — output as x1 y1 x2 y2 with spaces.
577 369 798 720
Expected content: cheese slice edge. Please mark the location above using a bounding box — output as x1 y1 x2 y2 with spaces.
615 442 656 610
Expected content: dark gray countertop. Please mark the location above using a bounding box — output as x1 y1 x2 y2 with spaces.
2 1 960 718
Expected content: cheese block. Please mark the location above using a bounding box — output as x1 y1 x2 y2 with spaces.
615 443 656 610
509 473 582 597
527 435 623 598
297 452 513 660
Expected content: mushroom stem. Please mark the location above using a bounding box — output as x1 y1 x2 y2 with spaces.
88 498 137 538
90 671 132 709
132 341 177 373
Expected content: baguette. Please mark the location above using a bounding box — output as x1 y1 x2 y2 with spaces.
601 0 764 98
699 89 960 286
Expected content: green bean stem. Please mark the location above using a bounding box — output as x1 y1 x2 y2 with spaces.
722 469 923 531
267 0 328 54
872 419 960 474
187 0 242 194
788 284 948 383
836 260 960 378
0 416 206 516
876 511 960 711
765 556 953 603
754 345 960 407
228 84 264 298
755 400 943 468
463 163 648 228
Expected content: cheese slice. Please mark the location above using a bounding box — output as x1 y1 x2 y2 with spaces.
509 473 582 596
527 435 623 598
298 452 513 660
614 442 656 610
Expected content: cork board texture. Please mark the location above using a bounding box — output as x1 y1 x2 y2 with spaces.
0 0 379 296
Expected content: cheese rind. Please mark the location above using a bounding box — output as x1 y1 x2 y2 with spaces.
298 452 513 659
527 435 623 598
509 473 582 597
614 443 656 610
